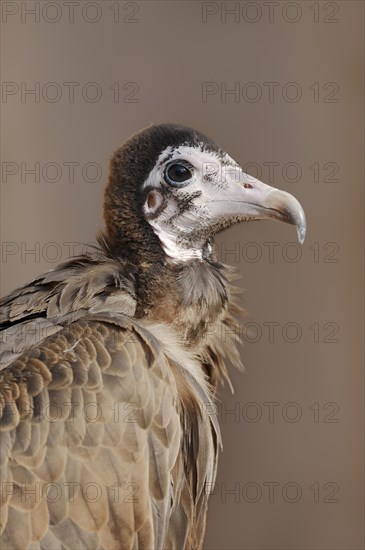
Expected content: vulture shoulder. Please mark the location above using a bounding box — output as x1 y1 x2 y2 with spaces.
0 249 218 549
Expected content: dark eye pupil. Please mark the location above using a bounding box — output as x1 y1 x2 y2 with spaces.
167 163 191 183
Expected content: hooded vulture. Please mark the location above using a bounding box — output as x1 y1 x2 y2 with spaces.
0 124 306 549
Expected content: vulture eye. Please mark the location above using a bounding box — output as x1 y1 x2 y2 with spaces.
164 162 193 187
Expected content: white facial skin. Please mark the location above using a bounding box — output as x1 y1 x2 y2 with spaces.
142 144 306 263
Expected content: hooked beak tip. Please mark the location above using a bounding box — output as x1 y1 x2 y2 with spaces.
297 222 306 244
264 188 307 244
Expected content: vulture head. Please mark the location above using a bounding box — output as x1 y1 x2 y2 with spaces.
104 123 306 267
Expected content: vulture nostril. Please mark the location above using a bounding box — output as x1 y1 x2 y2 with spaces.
244 183 253 189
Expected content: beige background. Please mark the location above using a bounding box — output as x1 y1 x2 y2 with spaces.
1 1 364 548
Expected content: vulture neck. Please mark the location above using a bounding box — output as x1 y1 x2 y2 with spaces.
136 257 229 349
99 231 242 389
99 231 234 351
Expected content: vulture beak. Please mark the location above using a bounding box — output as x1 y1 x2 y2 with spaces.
207 168 307 243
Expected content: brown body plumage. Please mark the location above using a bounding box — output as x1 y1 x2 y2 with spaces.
0 240 241 549
0 124 305 549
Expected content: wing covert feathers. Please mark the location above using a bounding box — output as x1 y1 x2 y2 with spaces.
0 320 182 549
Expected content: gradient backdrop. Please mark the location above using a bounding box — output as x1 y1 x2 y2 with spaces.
1 1 364 549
